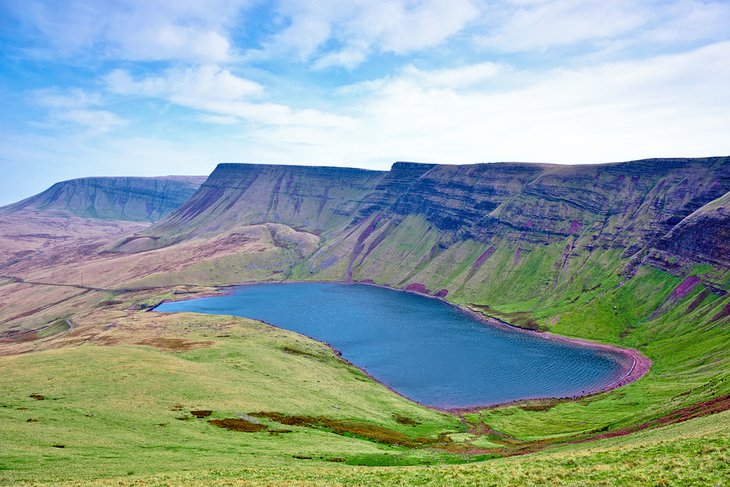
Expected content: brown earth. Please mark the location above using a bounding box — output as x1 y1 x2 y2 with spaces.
208 418 268 432
190 410 213 418
249 411 434 447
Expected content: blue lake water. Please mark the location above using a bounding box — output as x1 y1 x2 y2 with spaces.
155 283 625 408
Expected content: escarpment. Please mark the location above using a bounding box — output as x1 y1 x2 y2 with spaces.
0 176 206 222
108 157 729 302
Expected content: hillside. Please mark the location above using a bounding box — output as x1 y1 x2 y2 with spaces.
0 157 729 485
115 158 730 291
1 176 206 222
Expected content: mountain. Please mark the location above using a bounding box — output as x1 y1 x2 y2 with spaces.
113 158 730 293
0 175 206 222
649 190 730 271
113 164 384 251
1 157 729 484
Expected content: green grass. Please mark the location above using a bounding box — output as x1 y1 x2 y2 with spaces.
0 313 469 484
1 231 729 484
39 410 730 486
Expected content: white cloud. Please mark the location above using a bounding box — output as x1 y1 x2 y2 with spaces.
105 65 352 129
260 41 730 165
476 0 645 52
31 88 123 133
51 109 124 133
8 0 249 62
637 0 730 45
338 61 505 96
312 45 369 70
32 88 103 110
402 62 504 89
475 0 730 54
262 0 480 68
106 65 264 104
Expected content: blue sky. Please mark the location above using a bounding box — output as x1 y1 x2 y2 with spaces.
1 0 729 205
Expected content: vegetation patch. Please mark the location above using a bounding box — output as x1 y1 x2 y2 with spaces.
393 414 421 426
268 429 293 434
280 346 319 358
469 304 545 331
250 411 431 447
190 410 212 418
518 400 560 412
134 337 213 351
208 418 268 432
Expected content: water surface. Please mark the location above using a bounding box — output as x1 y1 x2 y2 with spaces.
156 283 624 408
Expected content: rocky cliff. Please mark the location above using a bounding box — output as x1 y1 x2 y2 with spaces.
112 158 730 310
113 164 385 251
1 176 206 222
649 190 730 271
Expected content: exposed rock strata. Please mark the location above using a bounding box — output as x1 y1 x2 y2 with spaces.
96 157 729 304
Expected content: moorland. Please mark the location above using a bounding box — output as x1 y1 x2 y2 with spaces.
0 158 728 485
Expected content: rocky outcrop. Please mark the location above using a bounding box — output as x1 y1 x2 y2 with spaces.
649 191 730 271
1 176 205 222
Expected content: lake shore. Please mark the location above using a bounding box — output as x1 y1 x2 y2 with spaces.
153 279 652 412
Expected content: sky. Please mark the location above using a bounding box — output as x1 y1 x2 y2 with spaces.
0 0 729 205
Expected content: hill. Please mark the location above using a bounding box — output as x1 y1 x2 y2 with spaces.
1 175 206 222
0 157 729 485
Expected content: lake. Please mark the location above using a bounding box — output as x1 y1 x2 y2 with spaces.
155 283 626 408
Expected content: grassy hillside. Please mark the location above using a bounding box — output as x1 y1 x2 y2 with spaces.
47 410 730 485
1 158 729 484
0 285 728 485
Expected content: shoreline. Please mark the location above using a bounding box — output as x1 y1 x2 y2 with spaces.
152 279 652 413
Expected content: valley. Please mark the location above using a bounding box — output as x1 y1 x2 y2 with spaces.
0 157 728 485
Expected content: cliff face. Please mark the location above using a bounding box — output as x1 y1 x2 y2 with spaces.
1 176 206 222
114 164 385 251
649 191 730 271
361 158 728 247
113 157 730 300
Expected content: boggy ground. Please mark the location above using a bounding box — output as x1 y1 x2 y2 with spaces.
0 210 729 485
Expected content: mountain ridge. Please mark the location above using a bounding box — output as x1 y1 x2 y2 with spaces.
1 156 728 484
112 157 730 290
0 175 206 222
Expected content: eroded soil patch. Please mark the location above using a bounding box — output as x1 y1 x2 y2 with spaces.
280 346 320 358
250 411 432 447
393 414 421 426
208 418 268 432
190 410 212 418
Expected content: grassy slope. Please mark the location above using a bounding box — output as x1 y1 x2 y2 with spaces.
1 262 727 485
0 311 467 484
291 217 730 448
1 299 727 486
53 409 730 486
1 213 729 484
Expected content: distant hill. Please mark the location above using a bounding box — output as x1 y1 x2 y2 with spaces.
0 176 206 222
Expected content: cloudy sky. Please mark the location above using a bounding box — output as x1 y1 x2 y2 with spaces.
1 0 729 204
